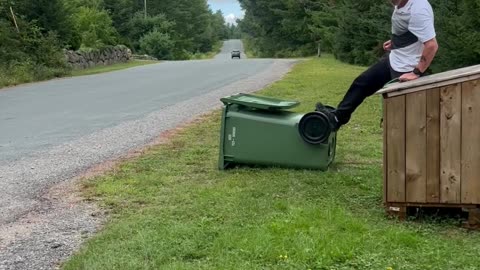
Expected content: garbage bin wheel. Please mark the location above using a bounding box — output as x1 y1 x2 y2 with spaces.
298 112 333 145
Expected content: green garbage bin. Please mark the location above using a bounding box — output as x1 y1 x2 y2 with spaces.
218 93 337 171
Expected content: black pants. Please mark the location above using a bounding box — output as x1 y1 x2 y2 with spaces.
334 55 406 126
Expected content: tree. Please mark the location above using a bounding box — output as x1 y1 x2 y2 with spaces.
72 6 118 49
430 0 480 72
9 0 79 49
125 12 174 53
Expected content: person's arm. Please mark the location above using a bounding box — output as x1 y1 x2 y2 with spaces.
399 6 438 82
415 37 438 73
399 37 438 81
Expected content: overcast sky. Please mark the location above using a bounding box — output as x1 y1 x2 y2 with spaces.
207 0 244 25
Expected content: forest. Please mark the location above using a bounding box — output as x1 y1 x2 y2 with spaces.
0 0 232 84
1 0 478 86
238 0 480 73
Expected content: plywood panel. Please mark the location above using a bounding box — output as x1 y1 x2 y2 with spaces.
461 80 480 204
426 88 441 203
386 96 406 202
440 83 462 203
406 91 427 202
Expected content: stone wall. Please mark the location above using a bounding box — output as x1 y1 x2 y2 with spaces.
64 45 132 70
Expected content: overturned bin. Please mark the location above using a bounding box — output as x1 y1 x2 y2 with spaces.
218 93 337 171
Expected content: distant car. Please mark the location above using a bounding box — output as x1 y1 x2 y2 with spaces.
231 51 241 59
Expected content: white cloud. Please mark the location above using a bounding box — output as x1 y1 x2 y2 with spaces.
225 13 238 25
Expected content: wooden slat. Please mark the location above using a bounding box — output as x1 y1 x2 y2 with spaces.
383 97 388 204
406 91 427 202
461 80 480 204
384 74 480 98
426 88 441 203
378 64 480 94
386 96 406 202
440 83 462 203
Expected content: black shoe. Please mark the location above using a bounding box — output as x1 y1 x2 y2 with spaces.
315 102 341 131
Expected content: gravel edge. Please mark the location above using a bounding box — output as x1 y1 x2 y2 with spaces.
0 59 298 270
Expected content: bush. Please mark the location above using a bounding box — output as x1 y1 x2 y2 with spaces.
72 6 118 49
0 18 69 88
0 61 35 88
139 30 174 60
125 13 174 53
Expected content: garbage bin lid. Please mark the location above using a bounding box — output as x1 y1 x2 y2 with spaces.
220 93 300 110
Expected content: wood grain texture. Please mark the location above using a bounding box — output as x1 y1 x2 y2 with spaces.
378 64 480 95
440 83 462 203
461 80 480 204
383 98 388 204
386 96 406 202
426 88 441 203
406 91 427 202
384 74 480 98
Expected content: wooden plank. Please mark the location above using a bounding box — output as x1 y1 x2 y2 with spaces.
378 64 480 94
440 83 462 203
387 202 477 208
406 91 427 202
461 80 480 204
386 96 406 203
426 88 441 203
383 97 388 204
383 74 480 98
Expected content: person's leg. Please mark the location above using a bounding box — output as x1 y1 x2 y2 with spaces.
333 56 393 127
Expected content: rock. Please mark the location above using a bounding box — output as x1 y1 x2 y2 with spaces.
51 243 62 249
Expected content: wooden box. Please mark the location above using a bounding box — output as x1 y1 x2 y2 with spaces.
377 65 480 225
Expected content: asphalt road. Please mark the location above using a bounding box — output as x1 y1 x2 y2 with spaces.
0 40 257 162
214 39 247 60
0 39 297 270
0 39 296 226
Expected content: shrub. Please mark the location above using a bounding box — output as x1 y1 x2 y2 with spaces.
72 6 118 49
139 30 174 60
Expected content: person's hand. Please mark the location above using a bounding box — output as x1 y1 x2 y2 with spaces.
399 72 420 82
383 40 392 51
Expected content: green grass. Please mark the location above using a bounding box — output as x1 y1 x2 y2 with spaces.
242 38 258 58
191 41 224 60
64 56 480 270
0 60 159 90
70 60 160 77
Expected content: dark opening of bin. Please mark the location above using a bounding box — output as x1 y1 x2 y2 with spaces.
299 112 332 144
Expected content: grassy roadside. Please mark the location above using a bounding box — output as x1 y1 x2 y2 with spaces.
0 60 160 90
191 41 224 60
64 56 480 270
242 38 258 58
1 41 222 90
70 60 160 77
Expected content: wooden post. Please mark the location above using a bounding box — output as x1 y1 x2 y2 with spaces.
317 41 321 58
144 0 147 19
10 6 19 33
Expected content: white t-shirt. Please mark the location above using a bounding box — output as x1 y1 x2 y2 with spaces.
389 0 436 72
